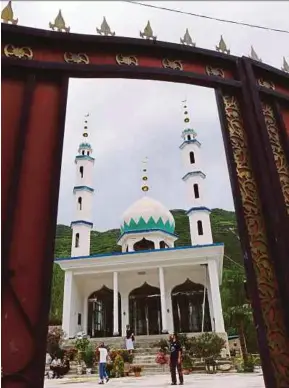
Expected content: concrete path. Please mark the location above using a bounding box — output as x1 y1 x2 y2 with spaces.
44 372 265 387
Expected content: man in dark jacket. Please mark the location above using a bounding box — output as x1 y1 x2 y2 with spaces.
169 334 184 385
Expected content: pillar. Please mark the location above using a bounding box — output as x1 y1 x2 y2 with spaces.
208 260 225 332
113 271 119 335
159 267 168 333
62 271 73 338
83 296 88 334
121 294 129 337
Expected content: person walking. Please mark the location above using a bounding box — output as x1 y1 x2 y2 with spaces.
169 334 184 386
98 342 109 385
125 325 135 354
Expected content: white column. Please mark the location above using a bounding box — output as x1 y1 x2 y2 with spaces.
62 271 73 338
165 292 174 334
208 260 225 332
121 294 129 337
83 296 88 334
158 267 168 333
113 272 119 335
206 281 215 331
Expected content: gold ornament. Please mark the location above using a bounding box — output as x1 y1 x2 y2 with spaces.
162 58 183 71
96 17 115 36
180 28 195 47
1 1 18 24
249 46 262 62
64 52 89 64
216 35 230 54
258 78 275 90
140 21 157 40
205 66 225 78
116 54 138 66
49 10 70 32
4 44 33 60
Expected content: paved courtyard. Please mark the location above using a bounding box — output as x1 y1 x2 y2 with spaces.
45 373 265 388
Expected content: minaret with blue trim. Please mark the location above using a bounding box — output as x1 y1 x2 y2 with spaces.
71 114 94 257
180 101 213 245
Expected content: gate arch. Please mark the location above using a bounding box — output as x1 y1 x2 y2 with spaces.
2 21 289 388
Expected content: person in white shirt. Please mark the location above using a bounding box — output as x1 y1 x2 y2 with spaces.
98 343 109 384
50 356 61 378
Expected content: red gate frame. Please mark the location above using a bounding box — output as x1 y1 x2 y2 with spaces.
1 23 289 388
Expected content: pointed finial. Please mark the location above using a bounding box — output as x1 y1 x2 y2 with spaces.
216 35 230 54
49 9 70 32
141 157 149 193
249 46 262 62
96 17 115 36
140 20 157 40
182 100 197 139
1 1 18 24
83 113 89 138
281 57 289 73
180 29 196 47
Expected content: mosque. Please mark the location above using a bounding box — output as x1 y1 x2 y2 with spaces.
56 106 226 341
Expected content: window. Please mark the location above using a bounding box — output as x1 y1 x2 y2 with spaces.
87 151 90 156
78 313 82 325
82 150 85 155
80 166 84 178
187 135 191 141
197 220 203 235
78 197 82 210
193 183 200 198
75 233 80 248
190 151 195 164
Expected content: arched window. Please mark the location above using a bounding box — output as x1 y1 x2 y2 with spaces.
82 150 85 155
80 166 84 178
193 183 199 198
75 233 80 247
78 197 82 210
87 151 90 156
190 151 195 164
197 220 203 235
187 135 191 141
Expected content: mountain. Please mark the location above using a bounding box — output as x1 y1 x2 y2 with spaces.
50 208 243 324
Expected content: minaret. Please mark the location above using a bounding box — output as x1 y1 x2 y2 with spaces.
71 114 94 257
179 101 213 245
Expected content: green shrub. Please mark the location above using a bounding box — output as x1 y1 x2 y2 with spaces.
113 354 124 377
189 333 225 360
83 344 95 368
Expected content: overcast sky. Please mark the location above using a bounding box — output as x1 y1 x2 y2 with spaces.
12 1 289 231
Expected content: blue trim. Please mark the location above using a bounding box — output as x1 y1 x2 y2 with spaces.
55 242 224 262
182 171 206 181
186 206 212 215
179 140 201 149
70 220 93 228
73 185 94 193
75 155 95 162
117 228 178 243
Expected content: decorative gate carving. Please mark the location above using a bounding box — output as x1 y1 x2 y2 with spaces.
2 22 289 388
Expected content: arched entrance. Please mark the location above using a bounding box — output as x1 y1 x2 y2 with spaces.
172 279 211 333
133 238 155 251
87 286 121 338
129 282 162 335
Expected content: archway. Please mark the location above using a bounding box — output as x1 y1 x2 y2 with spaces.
172 279 211 333
2 21 289 388
87 286 121 338
133 238 155 251
129 282 162 335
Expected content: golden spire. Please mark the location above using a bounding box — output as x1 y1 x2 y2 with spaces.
49 9 70 32
141 157 149 193
182 100 197 138
83 113 89 139
1 1 18 24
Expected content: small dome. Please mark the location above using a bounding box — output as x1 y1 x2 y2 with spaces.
182 128 197 139
120 196 175 234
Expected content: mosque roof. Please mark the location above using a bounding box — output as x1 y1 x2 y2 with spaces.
120 195 175 235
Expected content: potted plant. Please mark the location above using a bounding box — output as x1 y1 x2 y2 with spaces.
120 350 133 376
132 365 142 377
74 337 90 374
83 344 95 374
113 354 124 378
182 354 192 375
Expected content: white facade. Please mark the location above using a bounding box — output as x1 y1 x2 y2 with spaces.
57 244 225 338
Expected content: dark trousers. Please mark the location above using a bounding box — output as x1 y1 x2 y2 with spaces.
170 360 183 384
